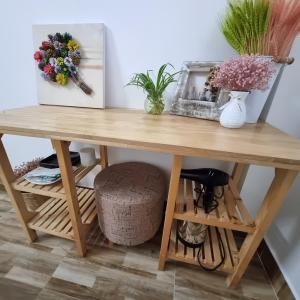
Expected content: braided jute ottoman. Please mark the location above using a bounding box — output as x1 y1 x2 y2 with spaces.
94 162 166 246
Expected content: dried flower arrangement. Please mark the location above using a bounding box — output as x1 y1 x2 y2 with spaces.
14 158 43 179
221 0 300 62
211 55 275 92
33 32 92 95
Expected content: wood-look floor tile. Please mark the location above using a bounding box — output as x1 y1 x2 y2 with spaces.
0 222 28 244
53 260 97 288
0 196 11 215
117 279 173 300
175 262 276 300
123 252 161 274
0 189 9 203
45 277 99 300
36 288 83 300
70 246 126 268
0 242 63 275
175 286 234 300
0 277 41 300
5 265 50 288
93 264 174 300
123 251 175 284
0 249 14 277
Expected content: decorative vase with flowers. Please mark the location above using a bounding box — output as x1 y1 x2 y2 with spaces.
127 64 180 115
212 55 275 128
220 0 300 122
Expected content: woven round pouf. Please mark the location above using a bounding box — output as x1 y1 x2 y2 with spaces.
94 162 165 246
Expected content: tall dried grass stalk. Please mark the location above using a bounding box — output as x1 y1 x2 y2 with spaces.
221 0 300 61
262 0 300 59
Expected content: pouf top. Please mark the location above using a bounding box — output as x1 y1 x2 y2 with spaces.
94 162 165 205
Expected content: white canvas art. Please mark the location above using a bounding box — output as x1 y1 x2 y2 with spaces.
32 23 105 108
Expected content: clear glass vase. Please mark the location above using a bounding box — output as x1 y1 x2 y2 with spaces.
144 96 165 115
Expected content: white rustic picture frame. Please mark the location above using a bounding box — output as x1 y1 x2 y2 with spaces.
32 23 105 108
170 61 229 121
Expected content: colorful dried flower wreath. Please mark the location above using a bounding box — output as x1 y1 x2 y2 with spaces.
33 32 92 95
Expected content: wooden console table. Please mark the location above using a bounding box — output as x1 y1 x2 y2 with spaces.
0 105 300 288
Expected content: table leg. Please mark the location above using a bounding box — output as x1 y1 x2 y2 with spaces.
99 145 108 168
159 155 183 270
227 168 297 288
0 135 37 242
53 140 86 256
232 163 249 192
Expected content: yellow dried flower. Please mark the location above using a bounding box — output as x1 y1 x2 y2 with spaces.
56 57 64 66
67 39 80 51
56 73 68 85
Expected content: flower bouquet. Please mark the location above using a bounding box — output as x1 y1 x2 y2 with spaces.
211 55 275 128
33 32 92 95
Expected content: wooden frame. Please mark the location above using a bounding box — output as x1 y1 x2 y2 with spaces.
0 106 299 286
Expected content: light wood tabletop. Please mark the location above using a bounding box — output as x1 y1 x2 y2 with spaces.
0 105 300 170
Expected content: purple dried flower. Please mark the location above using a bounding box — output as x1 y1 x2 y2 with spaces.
211 55 276 92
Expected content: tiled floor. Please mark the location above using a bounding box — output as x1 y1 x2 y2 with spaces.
0 188 277 300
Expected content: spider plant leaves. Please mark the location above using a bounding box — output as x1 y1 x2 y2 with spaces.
221 0 271 54
127 63 180 102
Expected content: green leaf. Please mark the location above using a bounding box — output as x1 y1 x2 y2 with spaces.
126 64 180 102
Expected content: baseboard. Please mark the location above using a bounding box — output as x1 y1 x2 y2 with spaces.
258 239 295 300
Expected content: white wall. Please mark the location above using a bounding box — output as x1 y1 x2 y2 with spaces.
0 0 299 298
242 37 300 299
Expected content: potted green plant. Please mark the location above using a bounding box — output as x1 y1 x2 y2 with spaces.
127 63 179 115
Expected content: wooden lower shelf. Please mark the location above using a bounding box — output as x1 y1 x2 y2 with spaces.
173 178 255 233
168 222 239 273
12 163 99 199
28 187 97 240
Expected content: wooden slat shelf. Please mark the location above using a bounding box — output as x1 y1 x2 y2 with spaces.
28 187 97 240
12 163 99 199
168 222 239 273
173 178 255 233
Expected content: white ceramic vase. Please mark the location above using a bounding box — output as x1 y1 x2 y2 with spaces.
219 91 249 128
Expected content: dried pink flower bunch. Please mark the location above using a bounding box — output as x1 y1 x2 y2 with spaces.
13 158 42 179
212 55 275 92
